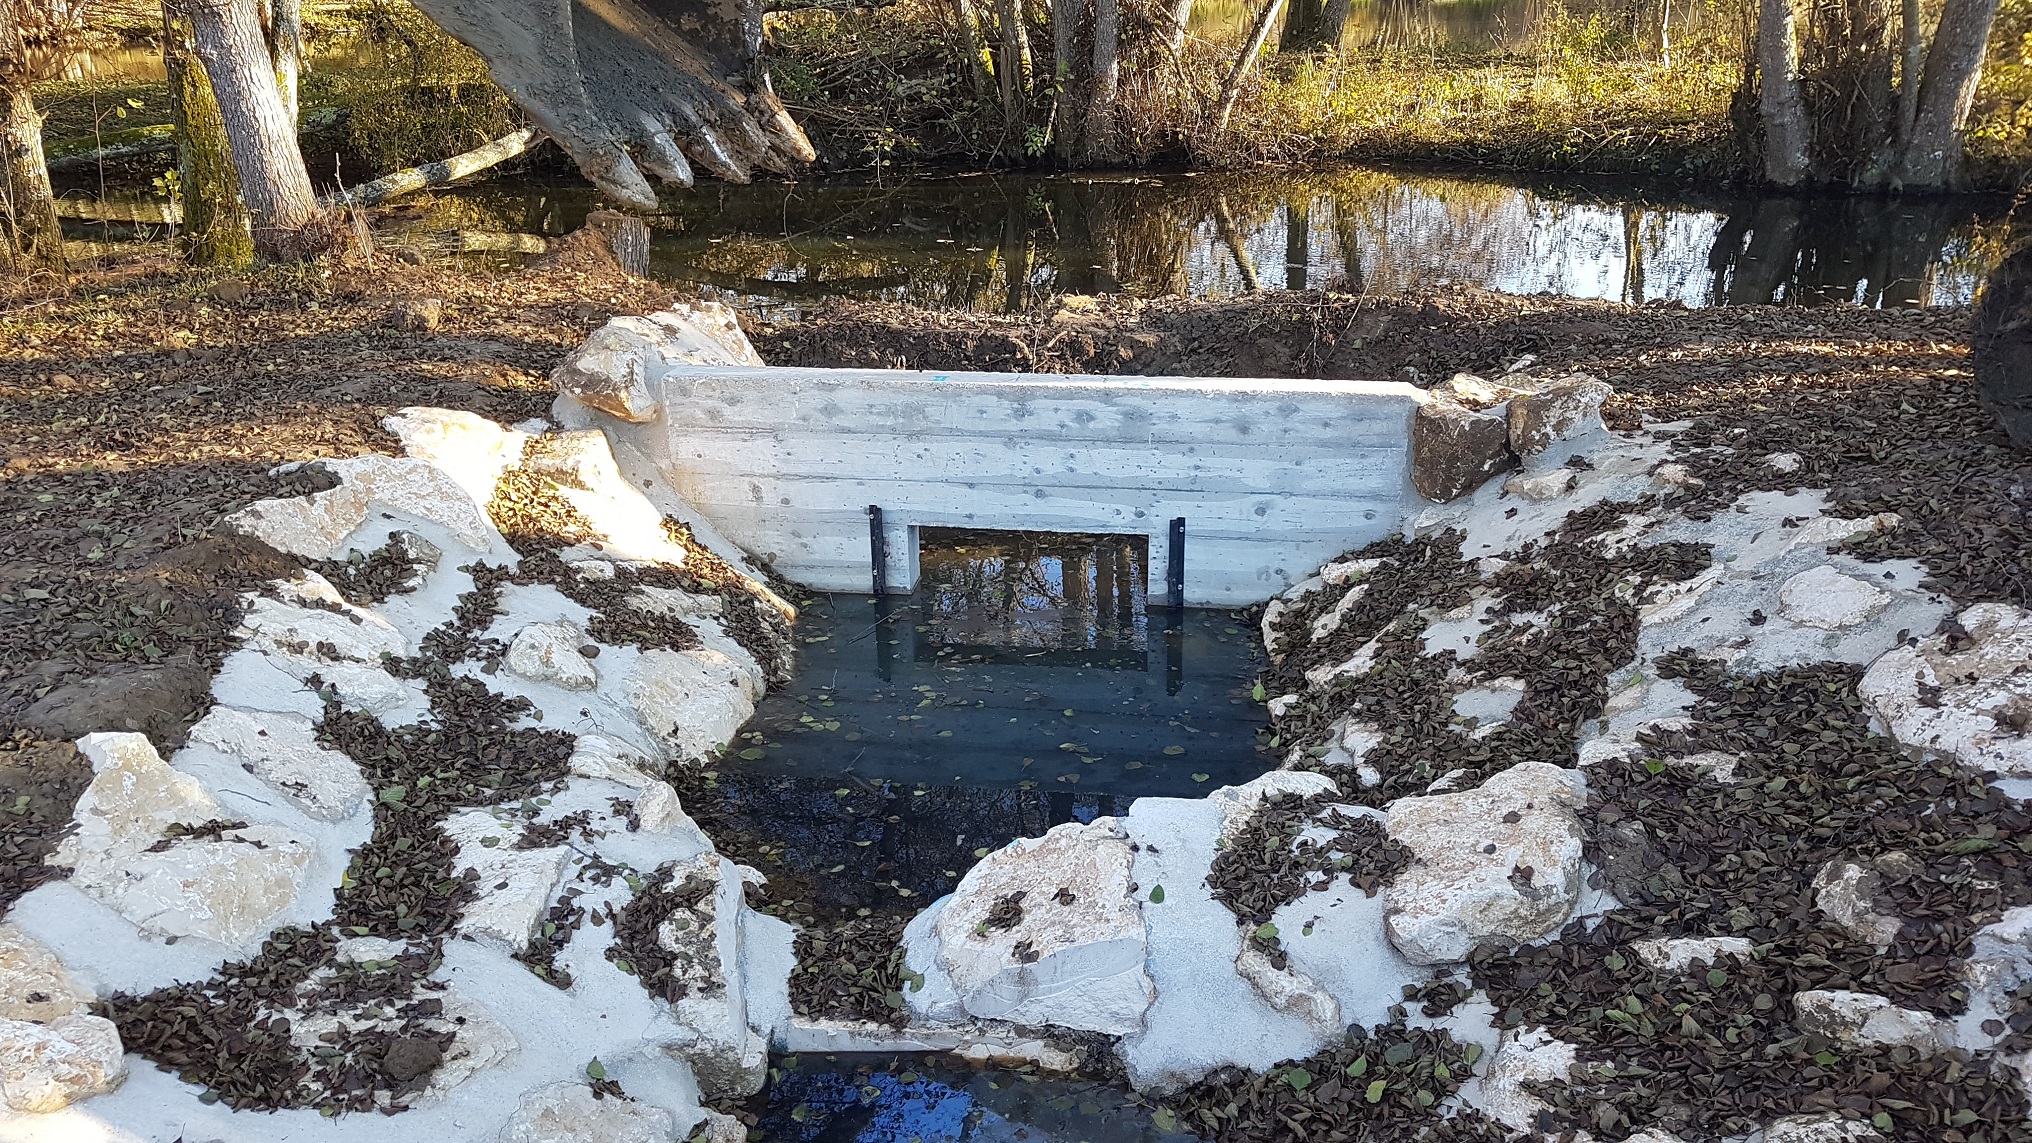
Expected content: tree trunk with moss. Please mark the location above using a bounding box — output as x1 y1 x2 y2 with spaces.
0 0 84 275
186 0 328 257
0 83 63 274
266 0 303 124
164 0 254 266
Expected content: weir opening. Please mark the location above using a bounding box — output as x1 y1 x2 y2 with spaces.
688 528 1272 918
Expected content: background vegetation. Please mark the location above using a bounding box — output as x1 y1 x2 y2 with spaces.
39 0 2032 190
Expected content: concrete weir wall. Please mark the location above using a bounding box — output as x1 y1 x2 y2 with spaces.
552 311 1427 605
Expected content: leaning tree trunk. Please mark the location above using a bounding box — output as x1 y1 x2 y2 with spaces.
164 0 253 266
1756 0 1812 185
186 0 327 257
1893 0 1999 188
1163 0 1193 52
1213 0 1290 134
0 82 64 274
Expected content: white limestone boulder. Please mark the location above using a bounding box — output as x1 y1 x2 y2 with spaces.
1792 990 1954 1055
1778 566 1890 630
551 305 764 425
507 621 600 691
568 733 661 788
0 925 96 1024
1412 396 1512 502
650 856 770 1099
1861 603 2032 776
1755 1115 1884 1143
1261 575 1323 661
226 454 498 560
1470 1026 1578 1132
1382 761 1585 965
628 647 762 763
0 1014 127 1113
1630 936 1753 974
53 732 314 947
1507 374 1612 456
443 810 573 954
186 705 372 822
1811 860 1903 948
926 818 1153 1035
1234 940 1340 1036
497 1080 679 1143
382 406 530 508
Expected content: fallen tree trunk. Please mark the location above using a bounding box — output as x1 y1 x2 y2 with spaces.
321 126 545 209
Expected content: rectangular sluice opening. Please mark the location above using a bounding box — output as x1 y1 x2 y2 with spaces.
915 527 1149 667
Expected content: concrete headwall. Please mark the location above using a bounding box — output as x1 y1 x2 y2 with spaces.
566 360 1426 606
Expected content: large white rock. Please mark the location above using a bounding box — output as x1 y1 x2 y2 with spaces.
1383 761 1584 965
0 1014 127 1113
0 925 95 1024
1811 860 1903 948
54 732 314 947
443 810 573 954
551 306 763 425
506 621 600 691
225 454 498 560
1507 374 1611 456
382 406 530 509
650 856 770 1099
926 818 1153 1035
237 571 409 668
186 705 372 822
1778 566 1890 630
496 1080 678 1143
568 734 661 788
1792 990 1954 1055
1470 1026 1578 1132
1861 603 2032 776
1630 935 1752 974
1234 940 1340 1035
1755 1114 1885 1143
627 648 762 763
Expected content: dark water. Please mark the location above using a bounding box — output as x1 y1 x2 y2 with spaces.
695 531 1268 916
417 166 2010 311
754 1053 1191 1143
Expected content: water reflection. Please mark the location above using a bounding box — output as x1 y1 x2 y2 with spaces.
439 167 2009 310
757 1054 1188 1143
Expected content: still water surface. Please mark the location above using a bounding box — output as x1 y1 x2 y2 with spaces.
427 166 2009 311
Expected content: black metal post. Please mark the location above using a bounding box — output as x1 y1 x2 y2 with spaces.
1167 516 1186 610
868 505 887 596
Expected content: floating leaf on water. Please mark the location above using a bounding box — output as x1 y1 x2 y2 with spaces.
1164 745 1187 755
1251 682 1267 702
738 747 765 760
1191 773 1210 782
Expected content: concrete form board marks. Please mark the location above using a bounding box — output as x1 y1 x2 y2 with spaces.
557 356 1427 605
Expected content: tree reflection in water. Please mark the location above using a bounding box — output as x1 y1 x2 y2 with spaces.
439 166 2010 312
686 530 1267 917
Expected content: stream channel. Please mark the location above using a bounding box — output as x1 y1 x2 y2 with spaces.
404 166 2012 312
699 530 1259 1140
